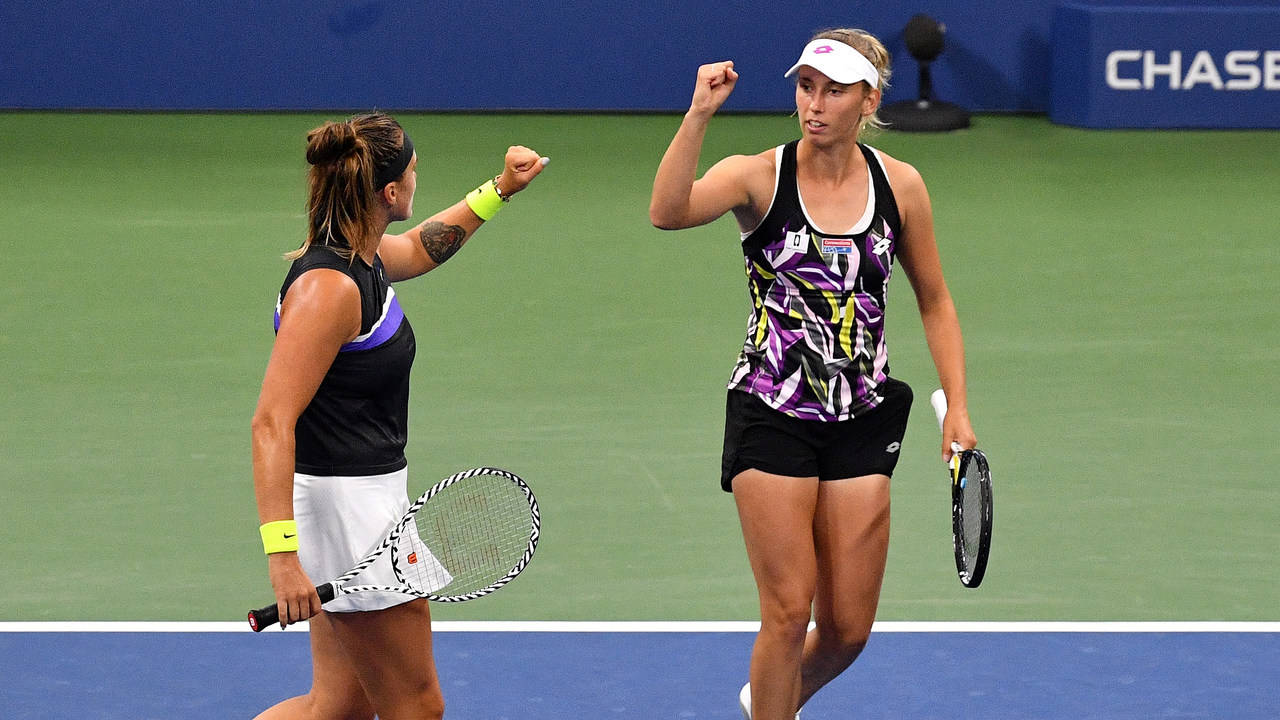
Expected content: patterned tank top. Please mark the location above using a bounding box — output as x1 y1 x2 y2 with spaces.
727 140 903 421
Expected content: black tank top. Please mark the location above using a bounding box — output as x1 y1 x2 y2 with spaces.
274 245 415 475
728 141 903 420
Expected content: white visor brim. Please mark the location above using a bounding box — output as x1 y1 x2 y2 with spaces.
784 39 880 88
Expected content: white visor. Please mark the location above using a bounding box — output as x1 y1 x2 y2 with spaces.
784 39 880 88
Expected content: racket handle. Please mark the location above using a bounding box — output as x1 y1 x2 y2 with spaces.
930 388 948 431
931 389 964 458
247 582 337 632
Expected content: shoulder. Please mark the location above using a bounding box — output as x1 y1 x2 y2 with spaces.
867 147 925 195
277 267 362 345
705 147 780 208
867 147 931 225
282 268 360 318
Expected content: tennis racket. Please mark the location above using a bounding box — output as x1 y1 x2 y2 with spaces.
248 466 539 631
929 389 992 589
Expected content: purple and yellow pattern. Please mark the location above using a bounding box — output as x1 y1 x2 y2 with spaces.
728 216 897 421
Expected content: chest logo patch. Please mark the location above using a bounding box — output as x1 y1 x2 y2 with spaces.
785 227 811 252
820 237 854 255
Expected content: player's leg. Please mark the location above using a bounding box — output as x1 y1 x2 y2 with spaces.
252 610 376 719
796 377 910 706
326 598 444 720
733 469 819 720
797 473 891 707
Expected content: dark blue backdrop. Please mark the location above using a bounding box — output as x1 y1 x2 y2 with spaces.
1051 4 1280 128
1 0 1270 112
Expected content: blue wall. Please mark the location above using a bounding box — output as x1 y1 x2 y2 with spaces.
1051 4 1280 127
0 0 1271 112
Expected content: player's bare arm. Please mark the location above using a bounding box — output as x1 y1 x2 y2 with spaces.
252 269 361 625
380 146 548 281
886 154 976 456
652 61 779 230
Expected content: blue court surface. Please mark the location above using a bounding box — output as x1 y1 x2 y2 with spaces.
1 622 1276 719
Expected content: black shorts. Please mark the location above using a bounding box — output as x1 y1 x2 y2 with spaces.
720 378 914 492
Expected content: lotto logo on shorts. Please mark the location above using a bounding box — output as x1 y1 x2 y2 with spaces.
821 238 854 254
407 552 419 564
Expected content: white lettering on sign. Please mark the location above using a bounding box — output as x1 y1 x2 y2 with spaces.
1105 50 1280 90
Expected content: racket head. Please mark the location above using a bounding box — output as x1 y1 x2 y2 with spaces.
951 448 992 588
391 466 540 602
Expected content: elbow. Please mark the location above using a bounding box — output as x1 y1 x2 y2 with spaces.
919 289 957 317
250 408 272 437
251 408 292 449
648 206 683 231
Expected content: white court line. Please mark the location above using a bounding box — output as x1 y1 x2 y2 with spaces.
1 621 1277 633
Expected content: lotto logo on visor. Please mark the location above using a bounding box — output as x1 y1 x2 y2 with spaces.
785 39 880 88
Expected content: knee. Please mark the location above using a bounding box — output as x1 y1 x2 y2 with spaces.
815 624 871 663
399 687 445 720
420 696 445 720
759 598 814 643
410 682 445 720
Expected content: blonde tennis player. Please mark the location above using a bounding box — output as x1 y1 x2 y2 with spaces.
650 29 977 720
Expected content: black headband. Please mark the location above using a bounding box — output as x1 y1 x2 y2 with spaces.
374 132 414 190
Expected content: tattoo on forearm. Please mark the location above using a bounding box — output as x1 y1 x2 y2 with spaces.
419 221 467 264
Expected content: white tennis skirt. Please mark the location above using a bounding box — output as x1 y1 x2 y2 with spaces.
293 467 451 613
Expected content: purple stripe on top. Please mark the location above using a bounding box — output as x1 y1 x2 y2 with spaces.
341 291 404 352
272 291 405 352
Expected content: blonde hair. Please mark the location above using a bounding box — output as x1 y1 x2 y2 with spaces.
810 28 892 135
288 112 406 262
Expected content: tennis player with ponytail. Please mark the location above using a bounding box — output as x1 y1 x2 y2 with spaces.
650 29 976 719
251 112 547 719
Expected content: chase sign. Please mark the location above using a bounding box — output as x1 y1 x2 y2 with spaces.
1050 4 1280 128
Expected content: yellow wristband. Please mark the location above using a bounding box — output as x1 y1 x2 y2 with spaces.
464 179 504 221
259 520 299 555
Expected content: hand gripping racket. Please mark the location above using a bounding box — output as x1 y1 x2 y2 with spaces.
930 390 992 589
248 466 539 631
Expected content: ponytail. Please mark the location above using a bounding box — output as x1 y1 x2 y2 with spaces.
289 113 408 262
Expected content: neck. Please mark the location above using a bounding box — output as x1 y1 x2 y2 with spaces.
797 135 866 183
359 216 392 264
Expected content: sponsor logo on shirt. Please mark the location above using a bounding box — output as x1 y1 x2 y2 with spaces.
821 237 854 255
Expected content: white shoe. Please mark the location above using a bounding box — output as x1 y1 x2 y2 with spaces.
739 683 801 719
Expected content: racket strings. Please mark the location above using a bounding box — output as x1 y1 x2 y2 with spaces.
954 452 991 584
960 468 984 564
404 472 533 596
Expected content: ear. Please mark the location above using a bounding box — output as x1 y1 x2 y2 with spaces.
380 182 397 207
862 86 882 117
